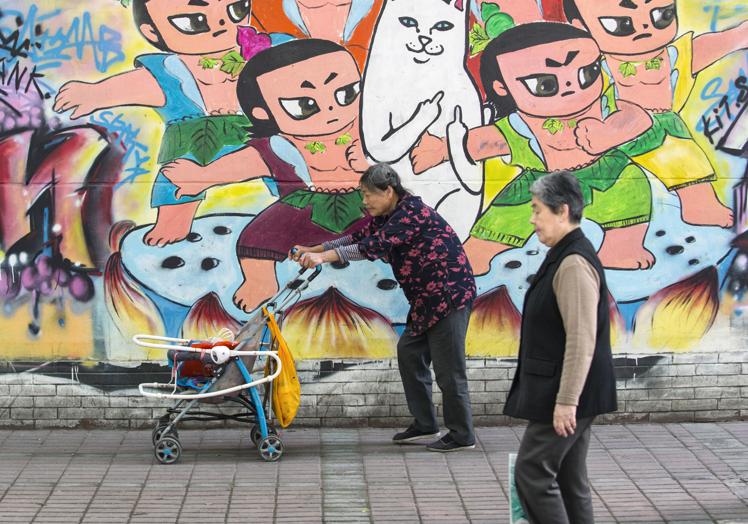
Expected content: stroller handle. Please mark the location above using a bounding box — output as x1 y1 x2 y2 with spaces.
138 350 282 400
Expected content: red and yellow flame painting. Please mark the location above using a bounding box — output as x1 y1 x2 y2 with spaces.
182 292 242 342
281 287 398 359
633 268 720 351
466 286 521 357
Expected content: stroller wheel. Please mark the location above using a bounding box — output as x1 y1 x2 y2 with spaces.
250 424 278 447
258 435 283 462
152 424 179 446
155 436 182 465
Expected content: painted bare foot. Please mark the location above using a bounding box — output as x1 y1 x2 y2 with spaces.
464 236 512 275
677 184 734 228
597 223 655 270
233 258 279 313
143 201 200 247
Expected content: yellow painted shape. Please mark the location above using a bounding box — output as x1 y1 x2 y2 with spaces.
0 301 94 360
282 311 397 360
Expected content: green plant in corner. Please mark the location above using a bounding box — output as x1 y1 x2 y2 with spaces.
469 2 515 56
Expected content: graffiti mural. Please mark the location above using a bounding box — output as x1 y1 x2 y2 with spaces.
0 0 747 369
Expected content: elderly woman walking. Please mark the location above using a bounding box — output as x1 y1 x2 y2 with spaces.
293 163 477 452
505 171 617 523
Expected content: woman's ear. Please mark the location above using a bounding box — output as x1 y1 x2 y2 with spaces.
251 107 270 120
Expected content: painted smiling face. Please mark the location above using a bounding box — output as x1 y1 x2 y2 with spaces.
568 0 677 55
138 0 251 55
494 37 603 119
253 50 362 138
379 0 468 66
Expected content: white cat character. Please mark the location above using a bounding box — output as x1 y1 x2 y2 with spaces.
361 0 483 240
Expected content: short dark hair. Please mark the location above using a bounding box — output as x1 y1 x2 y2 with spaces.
480 22 593 119
237 39 351 138
359 163 409 198
132 0 169 52
530 171 584 224
562 0 582 24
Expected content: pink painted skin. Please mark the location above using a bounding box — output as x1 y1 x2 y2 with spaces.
53 0 254 248
296 0 354 42
161 48 368 313
569 0 746 229
411 36 654 273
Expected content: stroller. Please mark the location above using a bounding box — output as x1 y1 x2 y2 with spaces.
135 264 320 464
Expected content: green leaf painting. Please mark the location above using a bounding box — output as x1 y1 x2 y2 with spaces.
305 141 327 154
199 57 219 69
619 62 637 78
282 191 365 233
542 118 564 135
645 57 663 70
219 50 246 77
470 3 515 55
469 24 490 55
335 133 353 146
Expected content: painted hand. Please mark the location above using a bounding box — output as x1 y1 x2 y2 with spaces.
161 159 209 199
53 81 103 119
410 132 447 174
345 139 370 173
574 118 613 155
414 91 444 128
553 403 577 437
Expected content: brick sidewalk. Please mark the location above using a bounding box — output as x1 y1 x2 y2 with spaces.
0 423 746 523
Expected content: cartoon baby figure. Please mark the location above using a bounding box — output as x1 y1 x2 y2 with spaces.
161 39 370 312
564 0 748 228
54 0 258 247
412 22 656 274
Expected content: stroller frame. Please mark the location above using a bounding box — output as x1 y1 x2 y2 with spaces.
135 264 321 464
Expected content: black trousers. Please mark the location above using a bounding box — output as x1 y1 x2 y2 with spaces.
515 416 595 524
396 307 474 445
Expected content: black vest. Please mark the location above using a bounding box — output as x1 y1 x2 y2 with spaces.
503 228 617 423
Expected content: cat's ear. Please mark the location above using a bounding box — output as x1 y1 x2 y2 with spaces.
492 80 509 97
251 107 270 120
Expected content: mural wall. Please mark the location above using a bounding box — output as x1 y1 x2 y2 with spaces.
1 0 748 369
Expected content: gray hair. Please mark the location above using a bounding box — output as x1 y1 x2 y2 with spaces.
530 171 584 224
359 163 409 198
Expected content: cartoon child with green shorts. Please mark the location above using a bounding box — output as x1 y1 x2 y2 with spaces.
54 0 265 247
412 22 655 274
564 0 748 228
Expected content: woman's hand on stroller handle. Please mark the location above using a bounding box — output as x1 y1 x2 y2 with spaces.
289 244 322 261
297 251 334 270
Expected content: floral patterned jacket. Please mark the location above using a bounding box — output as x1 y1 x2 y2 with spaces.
328 195 476 335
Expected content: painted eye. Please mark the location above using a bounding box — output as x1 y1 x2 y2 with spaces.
578 59 601 89
432 20 454 32
651 4 676 30
598 16 636 36
398 16 418 28
335 81 361 106
519 74 559 97
279 97 321 120
227 0 251 23
168 13 210 35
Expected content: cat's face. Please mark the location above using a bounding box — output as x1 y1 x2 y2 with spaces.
381 0 468 66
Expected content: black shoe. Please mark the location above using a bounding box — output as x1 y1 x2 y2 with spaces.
392 425 440 444
426 434 475 452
